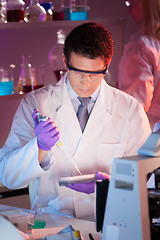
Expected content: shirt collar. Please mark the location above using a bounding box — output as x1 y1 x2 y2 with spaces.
66 76 101 102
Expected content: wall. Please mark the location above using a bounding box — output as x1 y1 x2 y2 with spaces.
24 0 139 43
88 0 139 44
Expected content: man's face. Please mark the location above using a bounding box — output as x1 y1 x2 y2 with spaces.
66 52 106 98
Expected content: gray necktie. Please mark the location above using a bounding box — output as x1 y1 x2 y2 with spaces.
77 97 91 132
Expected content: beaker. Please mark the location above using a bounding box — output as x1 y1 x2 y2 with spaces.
70 0 89 21
52 0 64 20
0 65 15 96
6 0 25 22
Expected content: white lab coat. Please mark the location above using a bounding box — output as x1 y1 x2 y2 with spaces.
0 75 151 220
118 32 160 130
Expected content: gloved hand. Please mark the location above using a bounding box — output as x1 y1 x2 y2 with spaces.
66 171 110 194
153 121 160 132
32 109 60 151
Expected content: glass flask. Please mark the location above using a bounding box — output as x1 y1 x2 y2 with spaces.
48 29 66 82
18 56 36 93
6 0 25 22
32 204 46 229
0 0 7 23
40 2 53 21
24 0 46 22
18 56 44 93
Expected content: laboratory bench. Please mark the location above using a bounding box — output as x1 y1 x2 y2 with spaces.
0 204 101 239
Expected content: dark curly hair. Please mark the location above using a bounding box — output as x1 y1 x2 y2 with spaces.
63 22 114 65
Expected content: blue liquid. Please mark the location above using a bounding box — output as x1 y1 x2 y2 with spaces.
70 11 88 20
63 7 70 20
0 81 13 96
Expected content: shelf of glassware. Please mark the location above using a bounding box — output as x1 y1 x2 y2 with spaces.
0 17 124 87
0 17 124 29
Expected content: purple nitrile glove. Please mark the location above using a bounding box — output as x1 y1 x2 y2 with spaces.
96 171 111 181
32 109 60 151
66 171 111 194
153 121 160 132
66 182 95 194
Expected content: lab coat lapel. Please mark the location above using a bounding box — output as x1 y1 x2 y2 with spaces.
75 80 116 152
51 78 117 157
51 77 82 155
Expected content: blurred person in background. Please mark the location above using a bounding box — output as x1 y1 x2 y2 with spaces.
118 0 160 130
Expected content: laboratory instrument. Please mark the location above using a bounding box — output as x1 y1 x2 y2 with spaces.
101 155 160 240
36 112 82 175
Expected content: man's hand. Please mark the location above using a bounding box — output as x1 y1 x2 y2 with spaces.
32 109 60 151
66 171 110 194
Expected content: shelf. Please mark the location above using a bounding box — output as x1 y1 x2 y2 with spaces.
0 93 24 100
0 18 124 30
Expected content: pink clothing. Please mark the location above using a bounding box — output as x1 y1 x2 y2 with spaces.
118 32 160 129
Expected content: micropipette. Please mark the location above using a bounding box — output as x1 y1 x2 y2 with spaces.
36 112 82 175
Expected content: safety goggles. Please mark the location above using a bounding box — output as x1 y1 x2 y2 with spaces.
66 61 108 82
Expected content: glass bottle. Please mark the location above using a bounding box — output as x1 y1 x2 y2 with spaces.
62 0 70 20
24 0 46 22
6 0 25 22
52 0 64 20
0 0 7 23
48 29 66 82
40 2 53 21
32 204 46 229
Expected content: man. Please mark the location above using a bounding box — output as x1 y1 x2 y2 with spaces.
0 22 151 220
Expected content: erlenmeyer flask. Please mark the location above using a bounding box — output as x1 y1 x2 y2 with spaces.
24 0 46 22
18 56 37 93
48 29 66 82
